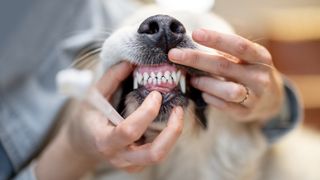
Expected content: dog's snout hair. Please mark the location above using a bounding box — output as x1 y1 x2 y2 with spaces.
137 14 186 53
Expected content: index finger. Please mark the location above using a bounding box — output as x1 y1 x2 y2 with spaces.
192 29 272 65
111 91 163 147
96 62 133 99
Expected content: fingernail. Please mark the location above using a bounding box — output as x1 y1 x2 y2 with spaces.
169 49 183 61
174 106 183 115
150 91 162 100
193 29 208 42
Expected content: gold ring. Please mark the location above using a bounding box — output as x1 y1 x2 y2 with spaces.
238 86 249 105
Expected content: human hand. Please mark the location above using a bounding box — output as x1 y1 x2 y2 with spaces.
168 29 284 122
36 62 184 180
67 62 184 172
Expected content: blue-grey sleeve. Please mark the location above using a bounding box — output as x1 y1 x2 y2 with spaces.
262 78 303 143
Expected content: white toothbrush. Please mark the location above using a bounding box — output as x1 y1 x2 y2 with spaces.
56 69 123 125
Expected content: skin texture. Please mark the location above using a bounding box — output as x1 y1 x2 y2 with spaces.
169 29 284 123
35 62 184 180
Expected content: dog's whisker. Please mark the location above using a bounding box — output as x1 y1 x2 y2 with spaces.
71 48 102 68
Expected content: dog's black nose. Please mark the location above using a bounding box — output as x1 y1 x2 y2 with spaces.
138 15 186 52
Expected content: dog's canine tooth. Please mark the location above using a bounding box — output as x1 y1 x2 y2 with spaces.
179 74 186 93
133 77 138 89
164 71 170 80
176 71 181 82
137 73 143 84
171 72 177 83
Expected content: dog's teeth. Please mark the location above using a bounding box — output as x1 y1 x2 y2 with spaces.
137 73 143 84
179 74 186 93
143 72 149 81
168 77 173 84
133 77 138 89
161 77 167 83
143 79 147 85
148 78 152 84
157 72 162 79
176 71 181 82
151 72 156 78
171 72 177 84
153 78 157 85
164 71 170 80
157 78 161 85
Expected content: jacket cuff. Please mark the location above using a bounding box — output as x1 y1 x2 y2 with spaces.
262 78 303 143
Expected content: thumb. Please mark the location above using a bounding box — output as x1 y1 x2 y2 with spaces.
96 62 133 99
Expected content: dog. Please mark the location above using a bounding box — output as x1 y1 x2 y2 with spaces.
75 4 320 180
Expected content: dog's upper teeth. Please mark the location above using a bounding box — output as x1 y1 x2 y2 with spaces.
164 71 170 80
134 77 138 89
157 72 162 79
133 70 186 93
143 72 149 81
171 72 177 84
176 71 181 83
151 72 156 78
161 77 167 83
179 74 186 93
137 73 143 84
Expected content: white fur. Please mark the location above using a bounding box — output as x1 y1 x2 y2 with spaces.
81 5 320 180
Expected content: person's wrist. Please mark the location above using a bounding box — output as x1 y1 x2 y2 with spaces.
62 124 100 165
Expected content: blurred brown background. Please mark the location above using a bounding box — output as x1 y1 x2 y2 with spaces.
213 0 320 130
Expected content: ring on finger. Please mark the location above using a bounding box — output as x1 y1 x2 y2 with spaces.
238 86 249 105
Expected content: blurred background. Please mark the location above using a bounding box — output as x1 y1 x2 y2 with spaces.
212 0 320 131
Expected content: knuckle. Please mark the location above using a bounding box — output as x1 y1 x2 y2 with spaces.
169 124 183 136
144 105 159 117
236 40 249 54
255 73 271 87
215 60 231 74
188 51 200 67
118 125 141 142
150 150 166 163
228 84 245 101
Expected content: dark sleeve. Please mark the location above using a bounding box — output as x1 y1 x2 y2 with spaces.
262 78 303 143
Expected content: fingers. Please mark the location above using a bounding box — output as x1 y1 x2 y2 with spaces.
116 106 184 165
191 29 272 65
169 48 245 80
202 93 251 120
111 91 162 147
96 62 133 99
191 76 254 104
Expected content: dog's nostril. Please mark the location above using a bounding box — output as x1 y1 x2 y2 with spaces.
170 20 186 34
138 21 159 34
138 15 186 53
